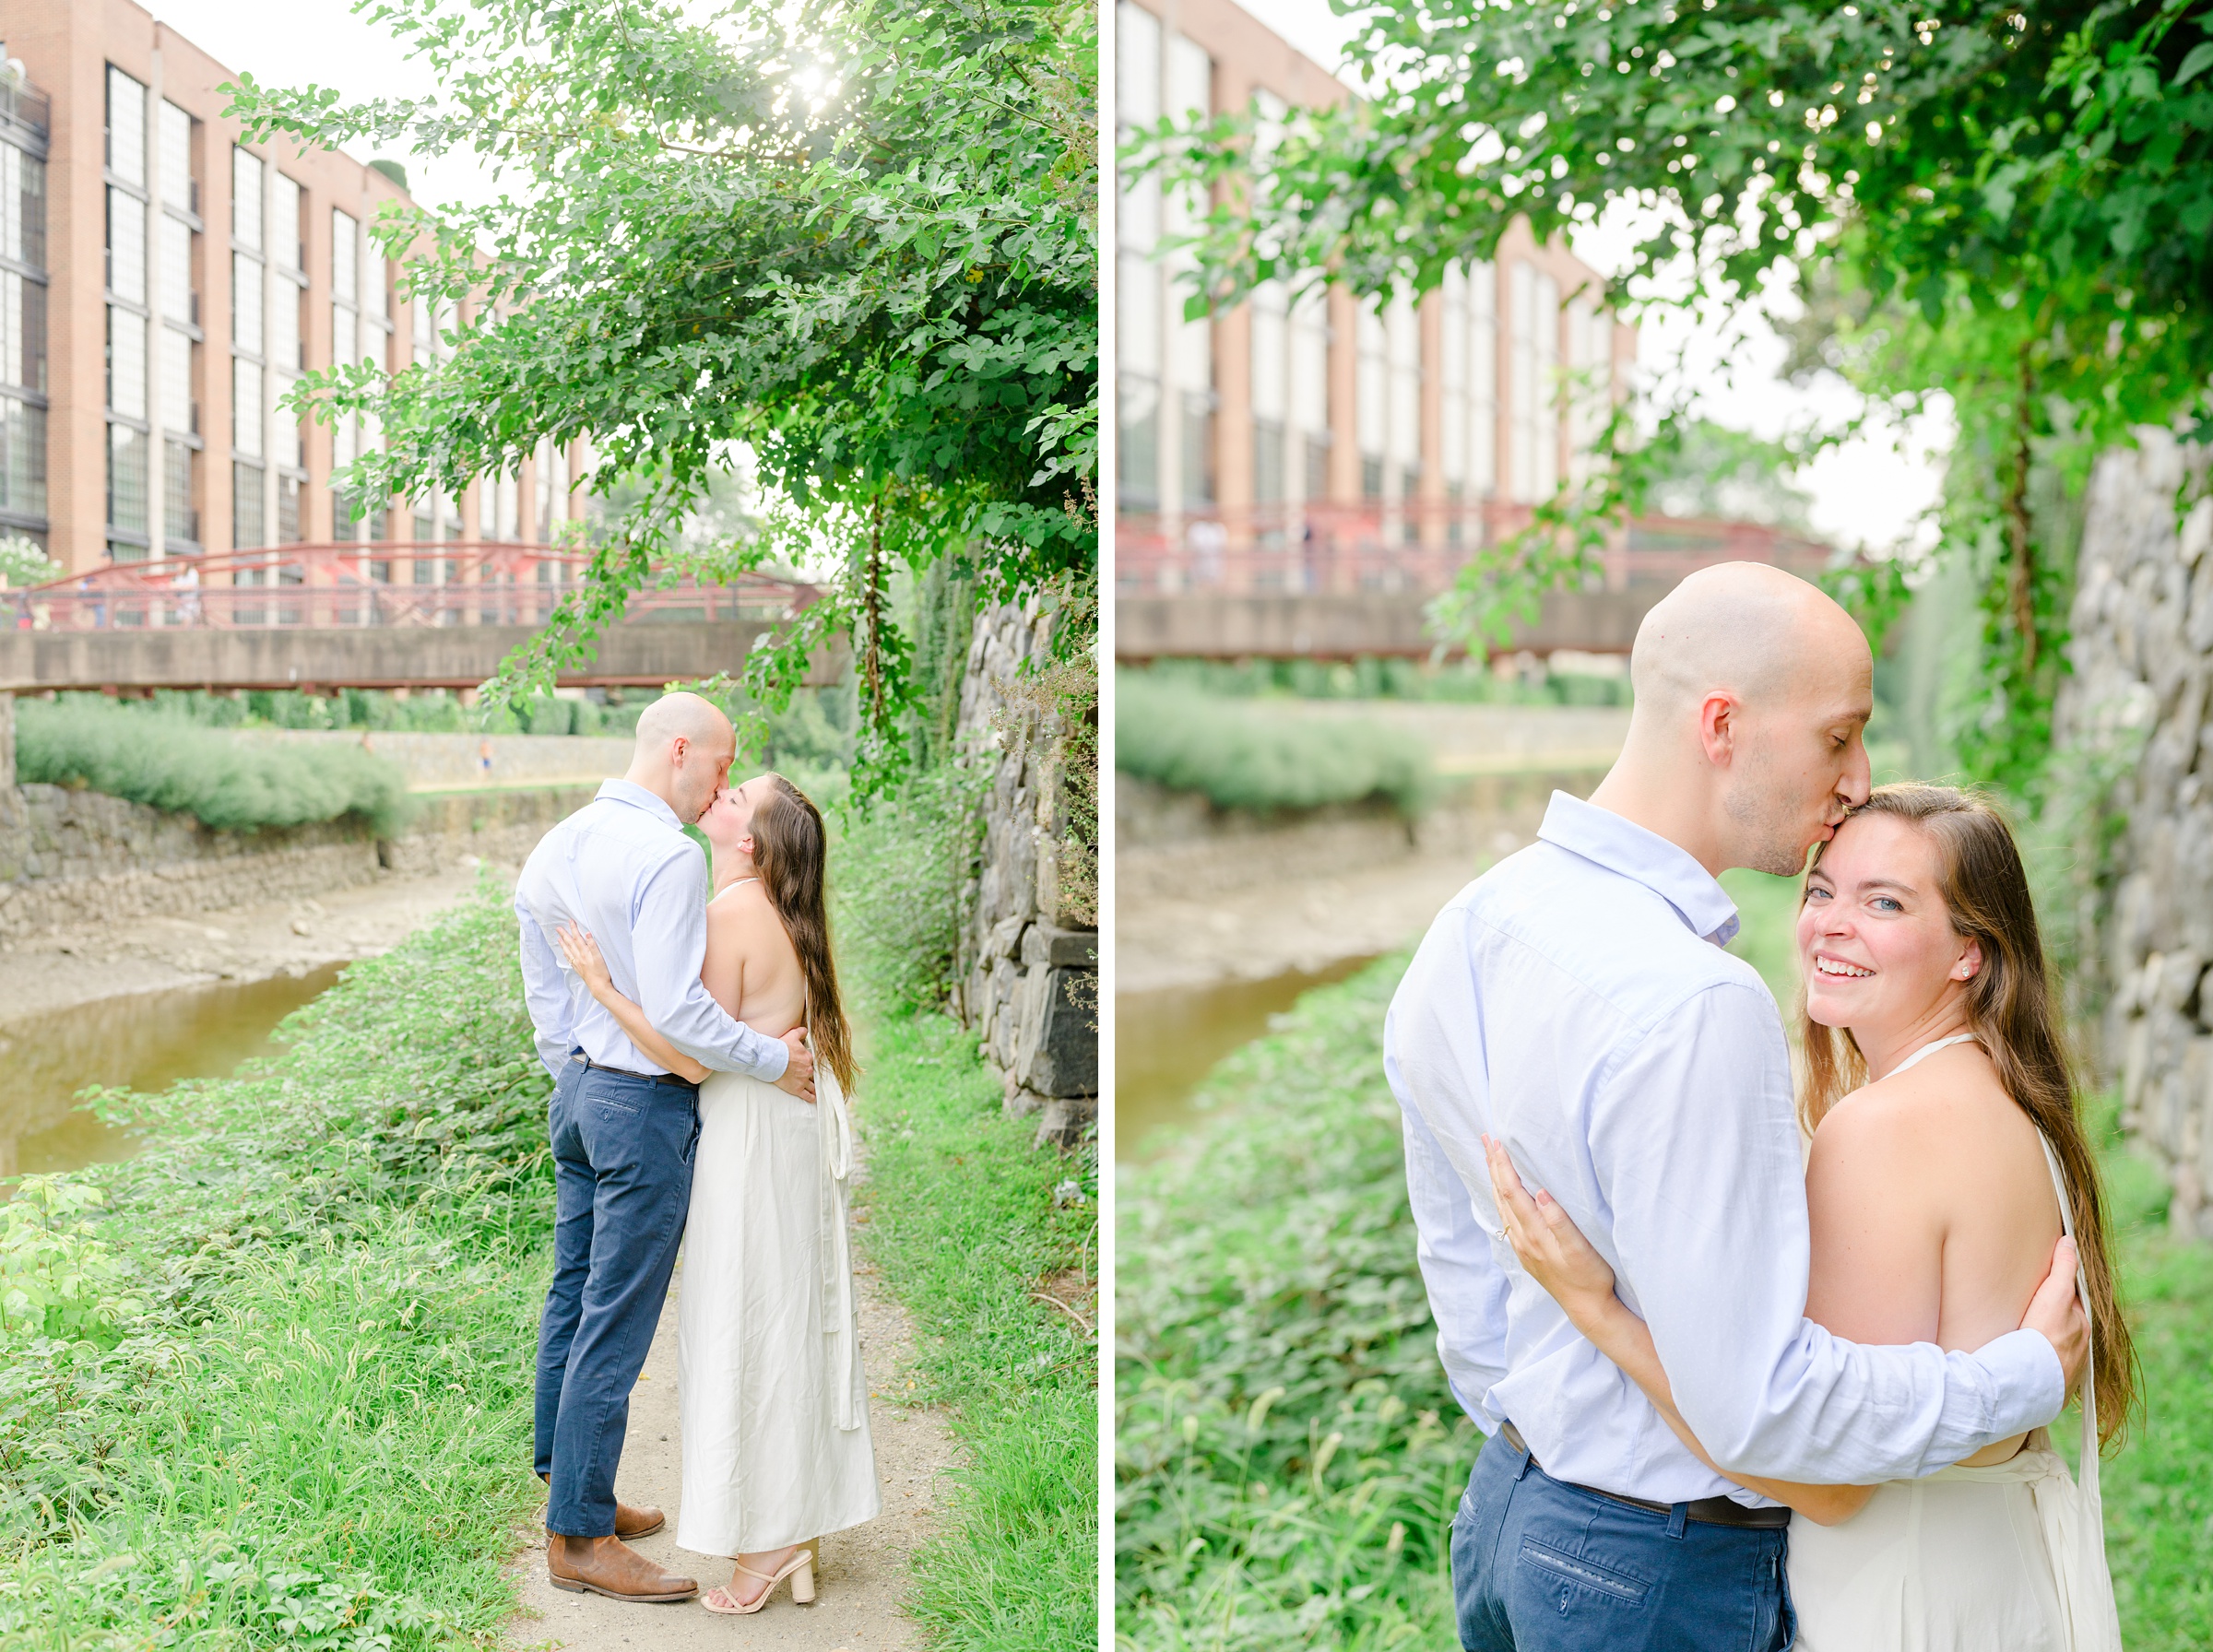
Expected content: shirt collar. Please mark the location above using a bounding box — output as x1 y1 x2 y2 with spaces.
1536 791 1742 948
597 777 682 832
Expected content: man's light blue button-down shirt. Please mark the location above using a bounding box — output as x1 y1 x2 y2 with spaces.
1384 791 2064 1505
514 779 788 1086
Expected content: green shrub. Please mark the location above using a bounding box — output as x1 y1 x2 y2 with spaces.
1132 656 1630 707
17 700 412 836
1117 676 1434 817
0 887 556 1649
834 759 989 1011
1117 957 1470 1649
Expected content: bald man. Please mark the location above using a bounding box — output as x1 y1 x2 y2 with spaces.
1384 565 2083 1650
515 690 814 1604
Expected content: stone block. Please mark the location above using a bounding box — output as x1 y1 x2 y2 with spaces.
1013 964 1097 1098
1031 1092 1095 1150
1022 922 1098 968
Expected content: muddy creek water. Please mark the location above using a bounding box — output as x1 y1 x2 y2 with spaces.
1117 956 1379 1161
0 964 348 1178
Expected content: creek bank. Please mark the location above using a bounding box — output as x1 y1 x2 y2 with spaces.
1115 765 1606 996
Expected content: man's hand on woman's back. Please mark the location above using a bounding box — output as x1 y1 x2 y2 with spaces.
2019 1235 2089 1398
774 1028 817 1103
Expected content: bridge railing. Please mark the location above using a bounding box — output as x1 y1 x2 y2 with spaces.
4 544 820 633
1116 503 1836 597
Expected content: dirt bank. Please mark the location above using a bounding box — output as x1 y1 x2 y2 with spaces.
0 861 497 1023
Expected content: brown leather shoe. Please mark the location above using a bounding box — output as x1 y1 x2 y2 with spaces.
547 1534 698 1602
537 1472 666 1540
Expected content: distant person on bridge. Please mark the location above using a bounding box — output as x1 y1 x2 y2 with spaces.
514 690 815 1607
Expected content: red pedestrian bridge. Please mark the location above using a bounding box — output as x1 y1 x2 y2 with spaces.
0 543 831 694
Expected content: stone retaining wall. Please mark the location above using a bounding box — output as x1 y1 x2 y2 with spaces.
950 601 1097 1149
0 704 598 945
2054 429 2213 1236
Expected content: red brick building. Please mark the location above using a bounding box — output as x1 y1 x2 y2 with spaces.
0 0 579 573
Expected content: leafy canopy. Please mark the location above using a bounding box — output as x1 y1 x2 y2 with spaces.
231 0 1097 786
1148 0 2213 794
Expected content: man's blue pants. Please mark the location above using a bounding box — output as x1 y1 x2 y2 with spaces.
1453 1426 1795 1651
533 1057 700 1537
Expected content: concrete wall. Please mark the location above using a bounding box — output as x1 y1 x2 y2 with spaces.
0 767 597 943
0 618 784 692
255 730 633 791
2055 429 2213 1235
950 600 1097 1149
1115 587 1659 660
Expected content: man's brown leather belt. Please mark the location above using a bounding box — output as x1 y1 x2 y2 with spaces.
573 1054 699 1091
1499 1421 1792 1529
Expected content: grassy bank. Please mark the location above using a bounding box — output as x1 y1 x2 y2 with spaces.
0 888 552 1647
1116 955 2213 1651
3 878 1098 1648
17 699 412 836
1117 676 1433 817
855 1008 1099 1650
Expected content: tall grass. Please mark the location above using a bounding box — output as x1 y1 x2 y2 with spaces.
1117 676 1434 817
1116 954 2208 1651
857 1007 1099 1650
834 759 990 1010
17 699 412 836
0 888 553 1648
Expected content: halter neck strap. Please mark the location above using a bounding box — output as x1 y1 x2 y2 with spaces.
1888 1032 1979 1079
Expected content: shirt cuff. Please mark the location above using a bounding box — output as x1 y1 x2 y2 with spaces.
1977 1327 2066 1436
756 1034 790 1081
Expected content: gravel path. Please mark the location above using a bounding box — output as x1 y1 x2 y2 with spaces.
503 1257 957 1652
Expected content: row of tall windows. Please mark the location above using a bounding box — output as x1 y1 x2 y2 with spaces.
105 66 149 559
0 135 45 541
1112 1 1612 530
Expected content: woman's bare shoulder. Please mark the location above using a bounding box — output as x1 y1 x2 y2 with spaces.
1810 1052 2032 1198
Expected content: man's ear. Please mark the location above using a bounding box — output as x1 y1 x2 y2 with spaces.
1698 690 1741 768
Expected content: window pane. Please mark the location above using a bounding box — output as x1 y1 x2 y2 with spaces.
107 186 146 302
108 423 148 534
232 460 265 548
0 399 45 517
160 213 192 322
0 148 45 268
164 437 196 545
272 174 302 272
231 148 263 251
365 255 388 322
231 252 262 352
277 473 301 542
0 270 44 394
106 66 146 187
331 209 357 304
271 376 301 468
331 303 357 372
160 100 193 212
232 357 263 457
107 306 146 419
161 325 193 434
271 277 300 371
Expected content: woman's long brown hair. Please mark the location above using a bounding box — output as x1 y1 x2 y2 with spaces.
1798 785 2136 1450
748 773 857 1093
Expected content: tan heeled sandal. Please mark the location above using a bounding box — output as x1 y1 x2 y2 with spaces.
699 1545 815 1614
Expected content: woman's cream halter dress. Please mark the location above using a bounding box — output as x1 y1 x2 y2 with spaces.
1788 1034 2123 1651
673 879 881 1557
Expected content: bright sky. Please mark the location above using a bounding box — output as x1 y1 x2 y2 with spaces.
1230 0 1948 557
147 0 501 209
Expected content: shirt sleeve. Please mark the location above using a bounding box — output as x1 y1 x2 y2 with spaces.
515 885 573 1085
631 846 791 1081
1393 1068 1512 1430
1591 981 2064 1483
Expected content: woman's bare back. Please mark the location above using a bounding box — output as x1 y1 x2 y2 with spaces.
1804 1042 2064 1464
701 879 808 1041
